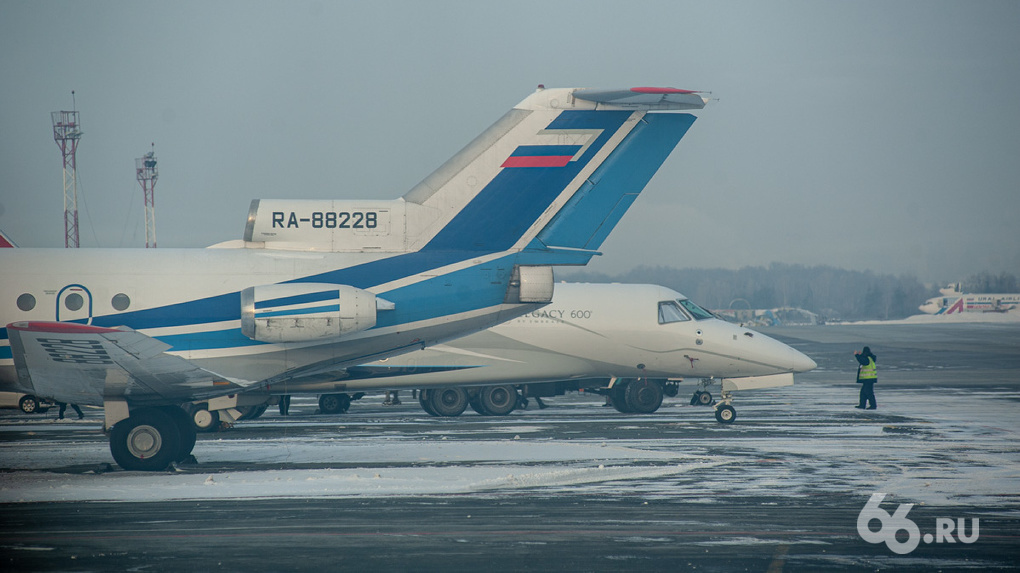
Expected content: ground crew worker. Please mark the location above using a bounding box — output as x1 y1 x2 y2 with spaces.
854 346 878 410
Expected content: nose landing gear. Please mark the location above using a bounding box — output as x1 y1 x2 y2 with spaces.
713 390 736 424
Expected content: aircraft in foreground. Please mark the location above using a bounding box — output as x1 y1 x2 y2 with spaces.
1 86 708 470
246 283 816 424
919 283 1020 314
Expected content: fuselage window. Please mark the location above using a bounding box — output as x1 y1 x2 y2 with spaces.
678 298 714 320
64 292 84 311
111 293 131 311
658 301 690 324
17 293 36 312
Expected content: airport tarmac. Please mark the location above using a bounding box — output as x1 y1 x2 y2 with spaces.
1 322 1018 571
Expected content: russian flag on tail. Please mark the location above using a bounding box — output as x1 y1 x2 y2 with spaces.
501 144 583 168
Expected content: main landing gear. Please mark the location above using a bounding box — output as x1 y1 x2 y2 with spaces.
607 378 665 414
109 405 198 471
317 393 366 415
418 385 521 417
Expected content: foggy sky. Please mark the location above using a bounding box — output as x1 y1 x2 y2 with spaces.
1 0 1018 284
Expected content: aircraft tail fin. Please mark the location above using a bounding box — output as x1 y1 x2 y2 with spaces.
241 86 706 260
404 86 706 260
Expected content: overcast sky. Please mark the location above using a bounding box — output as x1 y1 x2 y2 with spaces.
1 1 1018 283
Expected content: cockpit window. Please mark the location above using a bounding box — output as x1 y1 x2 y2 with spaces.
658 301 690 324
678 298 714 320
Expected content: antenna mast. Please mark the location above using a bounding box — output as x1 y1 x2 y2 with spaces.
52 91 82 248
136 143 158 248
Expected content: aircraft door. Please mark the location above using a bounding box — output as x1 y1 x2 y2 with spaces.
56 284 93 324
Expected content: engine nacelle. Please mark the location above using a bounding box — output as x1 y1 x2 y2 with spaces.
241 283 378 343
505 265 554 304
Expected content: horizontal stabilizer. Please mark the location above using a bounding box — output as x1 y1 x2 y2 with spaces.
7 322 249 406
573 87 708 110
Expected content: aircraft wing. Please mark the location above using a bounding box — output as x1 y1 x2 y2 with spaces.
6 322 250 407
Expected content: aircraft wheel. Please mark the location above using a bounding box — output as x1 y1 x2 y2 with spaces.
429 387 468 417
697 391 714 406
18 395 40 414
609 382 631 413
110 408 182 471
192 406 220 433
478 385 517 416
625 379 663 414
247 403 268 420
160 405 197 460
319 393 351 415
715 405 736 424
235 403 269 420
663 381 680 398
419 390 438 416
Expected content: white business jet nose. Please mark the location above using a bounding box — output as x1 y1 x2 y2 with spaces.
708 320 817 376
746 327 817 374
790 347 818 373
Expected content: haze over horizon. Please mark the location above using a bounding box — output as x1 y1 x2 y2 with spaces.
2 1 1018 284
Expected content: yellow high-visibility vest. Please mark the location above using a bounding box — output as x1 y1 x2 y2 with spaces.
859 357 877 380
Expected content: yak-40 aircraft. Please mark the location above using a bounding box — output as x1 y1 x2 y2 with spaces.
248 283 817 424
0 86 707 470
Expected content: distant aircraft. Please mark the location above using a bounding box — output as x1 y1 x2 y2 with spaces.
0 229 16 248
1 86 708 470
249 283 816 424
919 283 1020 314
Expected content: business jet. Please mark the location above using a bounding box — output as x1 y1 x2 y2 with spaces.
0 86 708 470
248 283 816 424
919 283 1020 314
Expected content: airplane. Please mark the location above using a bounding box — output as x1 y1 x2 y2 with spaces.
240 283 816 424
0 229 16 248
0 85 708 470
919 283 1020 314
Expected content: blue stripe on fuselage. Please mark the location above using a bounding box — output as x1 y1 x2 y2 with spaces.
85 250 467 332
75 250 520 354
135 252 519 353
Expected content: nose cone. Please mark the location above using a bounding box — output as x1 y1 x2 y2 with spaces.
742 325 817 374
707 320 817 376
791 348 817 373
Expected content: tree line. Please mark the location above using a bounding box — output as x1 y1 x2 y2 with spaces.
561 264 1019 321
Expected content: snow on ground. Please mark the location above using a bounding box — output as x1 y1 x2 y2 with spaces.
1 382 1017 508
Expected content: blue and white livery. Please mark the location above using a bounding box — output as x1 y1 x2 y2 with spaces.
0 86 707 470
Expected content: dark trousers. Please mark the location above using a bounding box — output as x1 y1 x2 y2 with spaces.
58 402 83 419
858 381 877 409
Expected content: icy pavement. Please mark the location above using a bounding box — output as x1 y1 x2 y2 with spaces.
1 382 1017 510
